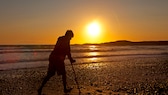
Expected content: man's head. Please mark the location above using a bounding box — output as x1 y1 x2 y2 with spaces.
65 30 74 39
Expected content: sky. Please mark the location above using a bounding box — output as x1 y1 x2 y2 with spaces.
0 0 168 45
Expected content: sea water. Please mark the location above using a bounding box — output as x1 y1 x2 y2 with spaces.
0 45 168 70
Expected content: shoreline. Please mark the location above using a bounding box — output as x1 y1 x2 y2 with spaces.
1 54 168 71
0 57 168 95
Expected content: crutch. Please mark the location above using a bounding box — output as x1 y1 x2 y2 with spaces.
71 62 81 94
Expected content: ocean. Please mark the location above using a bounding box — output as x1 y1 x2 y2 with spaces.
0 45 168 71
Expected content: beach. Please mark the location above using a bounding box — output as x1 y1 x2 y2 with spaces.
1 0 168 94
1 56 168 95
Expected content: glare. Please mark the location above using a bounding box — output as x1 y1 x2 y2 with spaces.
89 45 98 50
84 62 104 69
89 52 98 56
87 21 101 37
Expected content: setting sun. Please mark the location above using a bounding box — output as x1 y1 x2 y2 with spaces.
87 21 101 37
82 20 105 43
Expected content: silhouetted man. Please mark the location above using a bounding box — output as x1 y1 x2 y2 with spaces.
38 30 76 95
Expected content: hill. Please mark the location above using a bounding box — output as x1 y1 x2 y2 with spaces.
102 40 168 46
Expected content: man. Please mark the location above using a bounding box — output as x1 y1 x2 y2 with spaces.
38 30 76 95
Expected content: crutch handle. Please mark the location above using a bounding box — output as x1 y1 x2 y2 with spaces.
70 59 76 64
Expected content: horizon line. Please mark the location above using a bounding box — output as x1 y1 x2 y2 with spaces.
0 40 168 45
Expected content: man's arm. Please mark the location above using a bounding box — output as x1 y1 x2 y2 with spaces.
66 41 76 64
67 53 76 64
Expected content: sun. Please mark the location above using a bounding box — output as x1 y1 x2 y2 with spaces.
87 21 101 37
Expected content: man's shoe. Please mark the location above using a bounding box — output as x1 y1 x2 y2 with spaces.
38 88 42 95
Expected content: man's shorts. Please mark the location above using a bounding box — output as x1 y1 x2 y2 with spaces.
47 54 66 76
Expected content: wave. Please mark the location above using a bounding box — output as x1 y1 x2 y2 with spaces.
1 45 168 54
0 49 117 54
1 53 168 64
0 49 51 54
0 58 48 64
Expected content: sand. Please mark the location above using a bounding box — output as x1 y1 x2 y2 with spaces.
0 56 168 95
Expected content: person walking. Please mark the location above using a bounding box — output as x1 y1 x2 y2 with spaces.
38 30 76 95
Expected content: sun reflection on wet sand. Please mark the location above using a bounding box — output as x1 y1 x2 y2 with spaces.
89 57 98 61
83 62 105 70
89 45 98 51
88 45 99 62
89 52 99 56
84 45 104 69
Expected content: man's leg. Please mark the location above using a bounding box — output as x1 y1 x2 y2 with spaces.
62 74 67 92
62 73 73 93
38 73 54 95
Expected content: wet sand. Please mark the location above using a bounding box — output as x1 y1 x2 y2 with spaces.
0 56 168 95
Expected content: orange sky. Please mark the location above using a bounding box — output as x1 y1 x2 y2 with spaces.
0 0 168 44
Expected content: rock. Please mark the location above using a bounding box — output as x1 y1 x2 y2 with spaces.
96 89 103 93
